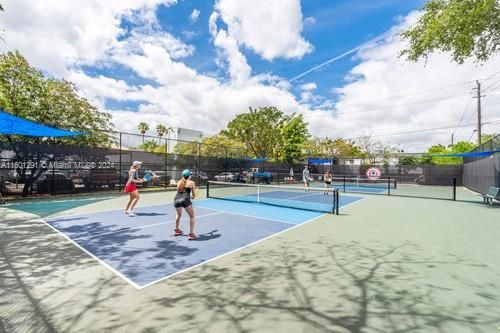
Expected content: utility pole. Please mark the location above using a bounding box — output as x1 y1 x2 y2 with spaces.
474 80 482 145
451 133 454 146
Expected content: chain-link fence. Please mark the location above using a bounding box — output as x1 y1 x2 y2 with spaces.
0 130 476 202
463 134 500 194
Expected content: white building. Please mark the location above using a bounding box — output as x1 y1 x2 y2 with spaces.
168 127 203 153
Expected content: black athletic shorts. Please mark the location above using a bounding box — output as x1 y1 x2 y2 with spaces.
174 196 191 208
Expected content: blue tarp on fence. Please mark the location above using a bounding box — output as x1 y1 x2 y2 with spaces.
429 150 500 158
0 110 84 137
308 158 334 165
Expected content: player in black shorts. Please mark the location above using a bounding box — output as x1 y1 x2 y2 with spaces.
173 169 196 240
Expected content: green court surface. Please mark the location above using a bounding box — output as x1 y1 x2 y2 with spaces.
1 188 499 333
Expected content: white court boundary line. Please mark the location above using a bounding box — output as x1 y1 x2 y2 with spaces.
39 194 367 290
190 204 300 225
40 210 222 290
39 217 143 289
137 210 328 289
139 194 371 288
71 211 223 241
46 198 213 219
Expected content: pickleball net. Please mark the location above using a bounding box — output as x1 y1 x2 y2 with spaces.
207 181 339 214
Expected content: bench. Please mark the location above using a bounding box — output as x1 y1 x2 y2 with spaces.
482 187 500 205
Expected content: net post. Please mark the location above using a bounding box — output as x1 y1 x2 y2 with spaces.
394 177 397 190
387 176 391 196
331 186 335 214
452 177 456 201
335 189 340 215
206 181 210 198
343 175 346 192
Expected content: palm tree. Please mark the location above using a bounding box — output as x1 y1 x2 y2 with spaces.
156 124 174 151
138 122 149 143
156 124 168 139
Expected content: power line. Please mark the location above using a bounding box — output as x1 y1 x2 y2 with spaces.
466 130 476 142
451 97 472 137
344 111 500 134
333 94 464 115
481 69 500 83
353 119 500 139
483 78 500 92
334 81 472 108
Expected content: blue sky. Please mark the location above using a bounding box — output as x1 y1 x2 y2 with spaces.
102 0 424 108
1 0 499 151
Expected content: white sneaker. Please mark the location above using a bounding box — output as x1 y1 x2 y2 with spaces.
128 211 136 217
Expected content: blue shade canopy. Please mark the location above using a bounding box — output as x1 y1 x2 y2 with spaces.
247 158 269 162
428 150 500 157
0 110 85 137
308 158 334 164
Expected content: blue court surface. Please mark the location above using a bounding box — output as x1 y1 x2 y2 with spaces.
44 195 362 288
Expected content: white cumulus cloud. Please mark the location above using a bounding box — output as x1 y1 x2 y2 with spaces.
189 9 200 23
212 0 313 61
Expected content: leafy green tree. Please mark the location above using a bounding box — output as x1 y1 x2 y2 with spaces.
223 106 282 158
425 140 477 164
357 135 397 165
0 52 112 145
278 114 309 163
481 133 495 144
303 137 364 159
399 156 421 166
137 122 149 143
400 0 500 64
174 134 247 158
223 106 309 160
0 51 113 195
139 140 160 152
451 141 476 153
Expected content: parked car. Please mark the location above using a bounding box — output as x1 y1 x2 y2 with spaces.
246 168 273 184
214 172 237 182
83 168 120 189
36 172 75 194
194 171 209 185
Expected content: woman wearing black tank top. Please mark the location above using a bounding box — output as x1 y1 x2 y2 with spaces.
173 169 196 240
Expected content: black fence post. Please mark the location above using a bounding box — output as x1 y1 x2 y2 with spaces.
224 147 228 182
388 176 391 196
51 139 55 196
164 137 168 190
118 132 122 192
453 177 457 201
197 142 201 185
